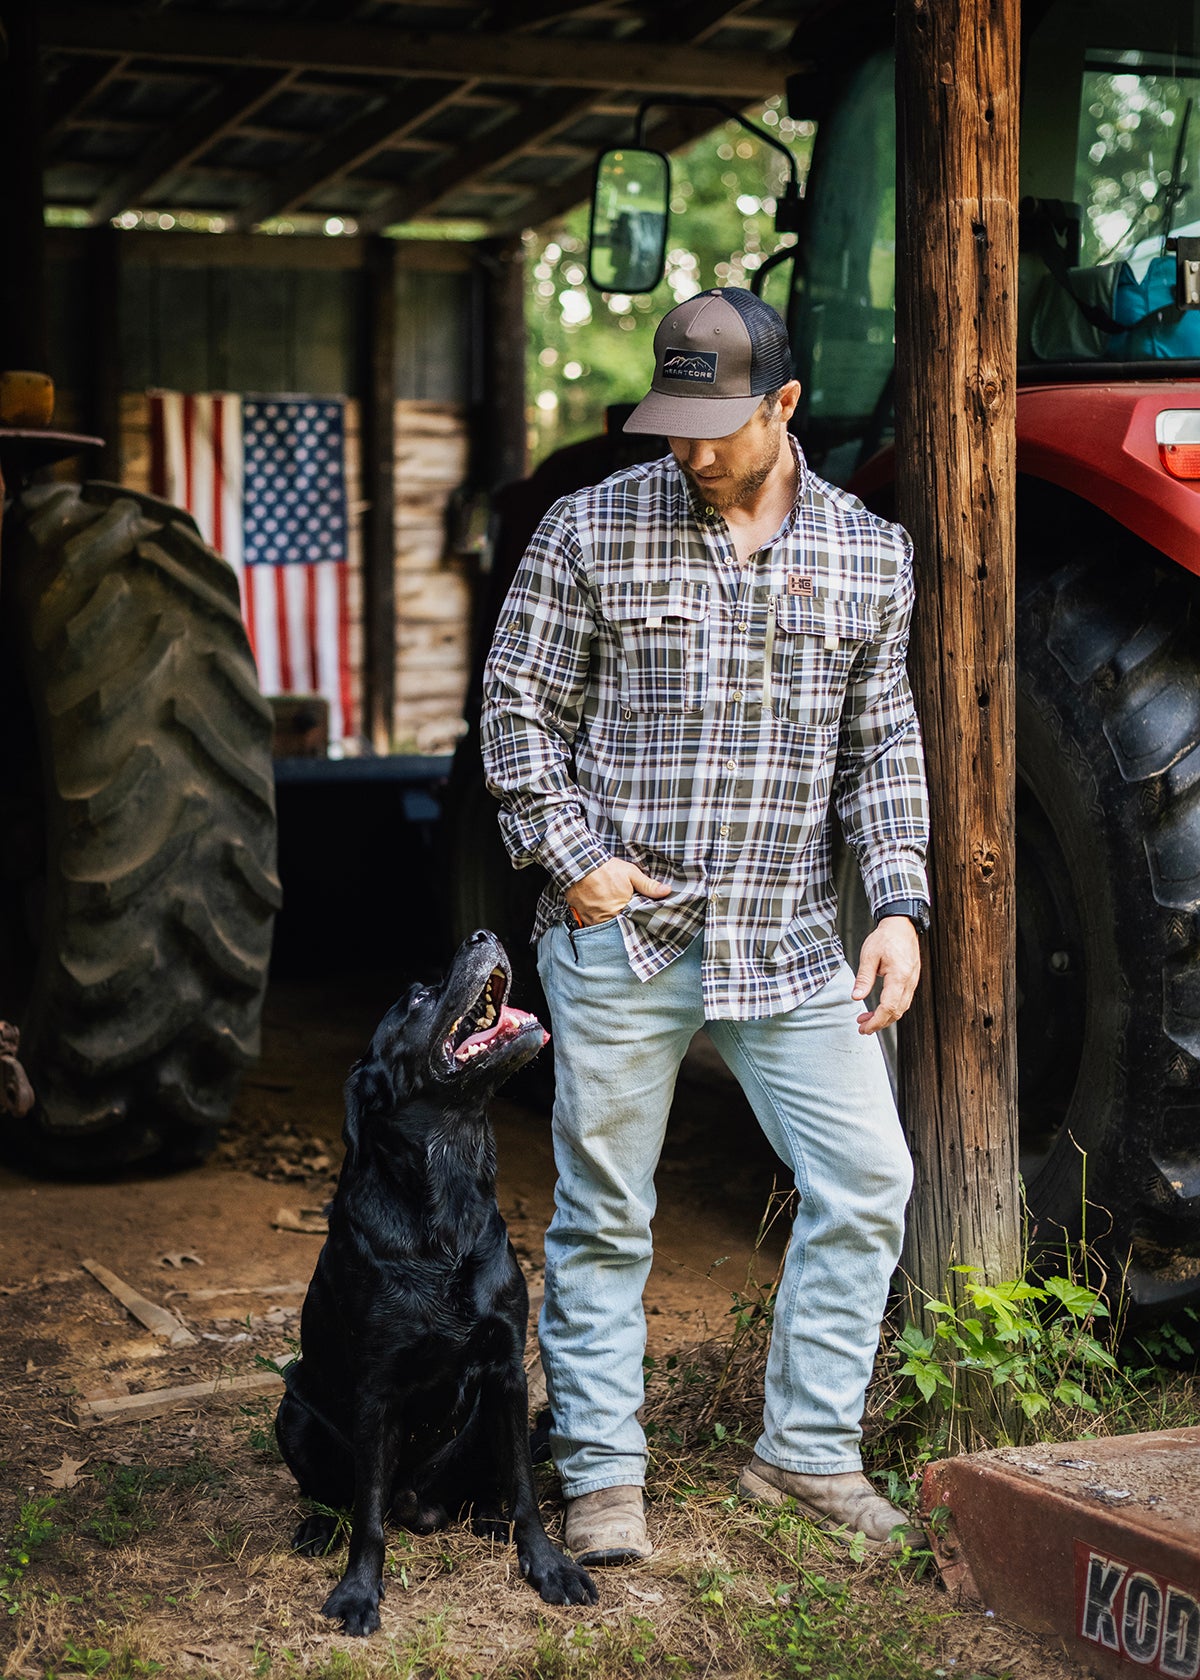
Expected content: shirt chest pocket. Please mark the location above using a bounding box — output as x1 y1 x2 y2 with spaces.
600 580 711 715
767 595 879 727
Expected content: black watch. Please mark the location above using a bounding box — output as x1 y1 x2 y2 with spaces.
875 899 931 934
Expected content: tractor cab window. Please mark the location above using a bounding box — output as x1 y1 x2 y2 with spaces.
789 49 896 481
1025 23 1200 363
1075 51 1200 268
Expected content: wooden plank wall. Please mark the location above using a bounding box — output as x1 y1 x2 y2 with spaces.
394 401 471 753
47 234 480 757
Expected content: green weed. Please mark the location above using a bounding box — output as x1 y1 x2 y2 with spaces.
0 1493 57 1615
43 1631 163 1677
86 1457 228 1547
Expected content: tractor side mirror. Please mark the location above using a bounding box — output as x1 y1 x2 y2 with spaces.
588 147 669 294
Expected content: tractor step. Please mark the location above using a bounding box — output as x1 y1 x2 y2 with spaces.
922 1426 1200 1679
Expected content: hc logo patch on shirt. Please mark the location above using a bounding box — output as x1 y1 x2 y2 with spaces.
662 349 718 384
787 574 815 596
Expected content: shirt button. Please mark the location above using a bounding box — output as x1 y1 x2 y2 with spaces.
731 689 744 702
725 758 738 773
710 891 721 903
735 619 748 632
719 823 731 838
705 504 717 517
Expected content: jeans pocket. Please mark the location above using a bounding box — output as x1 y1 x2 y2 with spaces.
568 914 628 970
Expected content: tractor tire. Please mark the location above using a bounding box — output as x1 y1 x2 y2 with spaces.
0 481 280 1175
1015 555 1200 1318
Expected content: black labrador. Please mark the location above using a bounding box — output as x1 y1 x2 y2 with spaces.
275 929 596 1635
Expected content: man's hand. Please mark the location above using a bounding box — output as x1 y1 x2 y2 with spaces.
565 859 670 926
852 917 921 1035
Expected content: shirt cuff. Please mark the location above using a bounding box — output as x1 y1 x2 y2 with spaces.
865 862 929 919
537 815 612 892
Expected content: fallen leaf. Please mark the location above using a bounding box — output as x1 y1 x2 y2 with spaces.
44 1453 90 1490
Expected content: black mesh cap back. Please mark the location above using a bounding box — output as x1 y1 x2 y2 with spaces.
717 288 793 392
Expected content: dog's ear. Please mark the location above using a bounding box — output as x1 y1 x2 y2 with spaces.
342 1057 389 1160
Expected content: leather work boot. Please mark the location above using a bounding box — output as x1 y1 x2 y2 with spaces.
564 1484 651 1565
737 1455 926 1552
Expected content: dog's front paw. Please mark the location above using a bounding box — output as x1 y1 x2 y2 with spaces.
321 1576 383 1637
524 1548 598 1607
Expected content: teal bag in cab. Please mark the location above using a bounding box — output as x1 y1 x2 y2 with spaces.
1112 255 1200 359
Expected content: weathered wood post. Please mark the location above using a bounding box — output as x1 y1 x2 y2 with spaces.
894 0 1022 1310
360 235 399 752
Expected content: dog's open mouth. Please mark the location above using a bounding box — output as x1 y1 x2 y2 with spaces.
443 965 545 1069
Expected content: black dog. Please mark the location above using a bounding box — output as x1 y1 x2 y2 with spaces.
275 930 596 1635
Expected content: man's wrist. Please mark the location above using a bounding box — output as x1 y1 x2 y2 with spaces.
875 898 930 934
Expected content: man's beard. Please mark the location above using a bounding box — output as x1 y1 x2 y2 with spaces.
681 428 782 512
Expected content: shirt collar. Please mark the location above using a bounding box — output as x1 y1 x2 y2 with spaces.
674 433 810 536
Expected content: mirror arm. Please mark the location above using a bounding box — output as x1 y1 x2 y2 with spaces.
633 94 800 200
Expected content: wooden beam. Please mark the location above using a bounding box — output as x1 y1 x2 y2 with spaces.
42 53 129 142
359 1 766 233
359 87 600 233
639 0 762 44
83 225 122 482
490 100 733 232
359 237 398 752
40 5 790 97
894 0 1021 1309
484 1 610 25
46 228 473 272
232 81 474 231
87 67 292 225
478 235 528 491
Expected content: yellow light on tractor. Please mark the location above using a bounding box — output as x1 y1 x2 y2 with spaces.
0 370 55 428
1156 409 1200 480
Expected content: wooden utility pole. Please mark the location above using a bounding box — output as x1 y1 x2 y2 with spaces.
894 0 1022 1307
360 236 399 753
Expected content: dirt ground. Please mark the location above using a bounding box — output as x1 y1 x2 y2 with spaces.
0 971 1091 1679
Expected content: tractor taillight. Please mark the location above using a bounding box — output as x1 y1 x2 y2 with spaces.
1156 409 1200 479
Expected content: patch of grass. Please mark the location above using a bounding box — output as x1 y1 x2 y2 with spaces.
85 1456 229 1547
237 1396 283 1458
42 1627 164 1677
0 1493 58 1616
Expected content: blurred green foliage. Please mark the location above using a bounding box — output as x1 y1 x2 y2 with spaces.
1076 64 1199 266
524 97 813 465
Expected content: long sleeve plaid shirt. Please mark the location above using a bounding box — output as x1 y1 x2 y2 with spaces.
481 440 929 1021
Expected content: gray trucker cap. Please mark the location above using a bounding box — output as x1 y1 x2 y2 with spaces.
623 287 793 440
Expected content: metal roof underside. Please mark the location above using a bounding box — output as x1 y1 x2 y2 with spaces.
39 1 808 237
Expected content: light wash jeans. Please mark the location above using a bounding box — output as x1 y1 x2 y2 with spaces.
536 918 912 1498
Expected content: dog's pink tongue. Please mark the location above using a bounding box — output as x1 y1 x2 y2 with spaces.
456 1005 547 1059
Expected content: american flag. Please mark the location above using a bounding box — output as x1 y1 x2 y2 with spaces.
148 391 357 744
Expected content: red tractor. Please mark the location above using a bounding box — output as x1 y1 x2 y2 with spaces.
454 0 1200 1319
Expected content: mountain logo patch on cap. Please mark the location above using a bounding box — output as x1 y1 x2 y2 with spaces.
662 349 718 384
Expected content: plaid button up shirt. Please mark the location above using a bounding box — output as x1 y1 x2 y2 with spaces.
481 440 929 1021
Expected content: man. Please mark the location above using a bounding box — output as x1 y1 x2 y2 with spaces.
481 287 929 1566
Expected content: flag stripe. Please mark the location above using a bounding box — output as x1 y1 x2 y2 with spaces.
146 389 356 743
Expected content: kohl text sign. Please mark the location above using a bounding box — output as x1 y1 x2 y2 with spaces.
1077 1543 1200 1677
